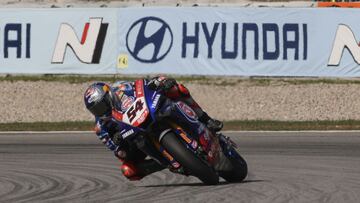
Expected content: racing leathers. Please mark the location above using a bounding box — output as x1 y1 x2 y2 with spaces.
93 76 222 180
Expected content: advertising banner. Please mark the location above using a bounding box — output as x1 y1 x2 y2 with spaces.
117 7 360 77
0 8 117 74
2 8 360 77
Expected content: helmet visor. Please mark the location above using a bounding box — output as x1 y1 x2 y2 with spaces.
88 94 112 117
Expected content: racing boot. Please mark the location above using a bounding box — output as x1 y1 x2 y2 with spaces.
199 112 223 132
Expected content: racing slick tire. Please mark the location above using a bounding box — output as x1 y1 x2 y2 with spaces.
161 131 219 185
219 149 248 183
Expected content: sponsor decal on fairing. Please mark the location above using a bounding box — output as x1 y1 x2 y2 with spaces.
151 94 161 109
121 95 135 112
121 129 135 139
175 101 198 123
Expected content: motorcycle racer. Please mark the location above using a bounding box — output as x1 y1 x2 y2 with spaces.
84 76 223 180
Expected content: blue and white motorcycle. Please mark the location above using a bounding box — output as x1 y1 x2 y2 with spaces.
112 79 247 185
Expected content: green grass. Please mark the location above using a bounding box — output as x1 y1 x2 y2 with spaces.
0 121 95 131
2 74 360 86
224 120 360 131
2 120 360 131
0 74 220 85
0 74 140 84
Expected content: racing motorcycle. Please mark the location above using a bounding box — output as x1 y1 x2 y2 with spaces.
112 79 247 185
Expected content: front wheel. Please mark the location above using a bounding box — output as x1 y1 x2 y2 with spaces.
219 149 248 183
160 131 219 185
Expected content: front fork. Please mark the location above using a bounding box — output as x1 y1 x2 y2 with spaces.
217 133 244 164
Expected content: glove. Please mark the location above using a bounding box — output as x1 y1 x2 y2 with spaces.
148 76 177 91
115 149 127 160
162 78 177 91
96 128 119 151
112 132 122 145
112 131 132 160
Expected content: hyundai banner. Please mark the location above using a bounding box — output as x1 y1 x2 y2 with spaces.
0 8 117 74
118 7 360 77
2 8 360 77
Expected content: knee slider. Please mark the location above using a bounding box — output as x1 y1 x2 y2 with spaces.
120 162 143 181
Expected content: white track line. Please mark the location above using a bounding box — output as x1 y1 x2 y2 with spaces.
1 130 360 135
0 131 93 134
224 130 360 133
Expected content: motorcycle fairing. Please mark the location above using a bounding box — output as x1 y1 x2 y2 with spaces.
121 80 149 127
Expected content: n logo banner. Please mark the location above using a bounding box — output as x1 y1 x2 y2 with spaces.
52 17 108 64
328 24 360 66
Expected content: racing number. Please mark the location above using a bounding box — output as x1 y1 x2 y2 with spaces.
126 100 144 123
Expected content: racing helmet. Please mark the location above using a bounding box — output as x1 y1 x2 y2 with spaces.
84 82 114 117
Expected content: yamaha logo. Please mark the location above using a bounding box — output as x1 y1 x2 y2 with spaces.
126 16 173 63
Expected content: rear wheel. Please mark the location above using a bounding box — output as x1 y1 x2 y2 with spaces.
160 131 219 185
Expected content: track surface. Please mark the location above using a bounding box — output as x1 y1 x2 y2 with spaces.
1 131 360 202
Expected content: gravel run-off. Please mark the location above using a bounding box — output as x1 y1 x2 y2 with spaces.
1 80 360 123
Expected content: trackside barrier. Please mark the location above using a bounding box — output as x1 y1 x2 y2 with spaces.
0 8 118 74
1 8 360 77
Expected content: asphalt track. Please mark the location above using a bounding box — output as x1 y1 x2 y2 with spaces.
1 131 360 203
